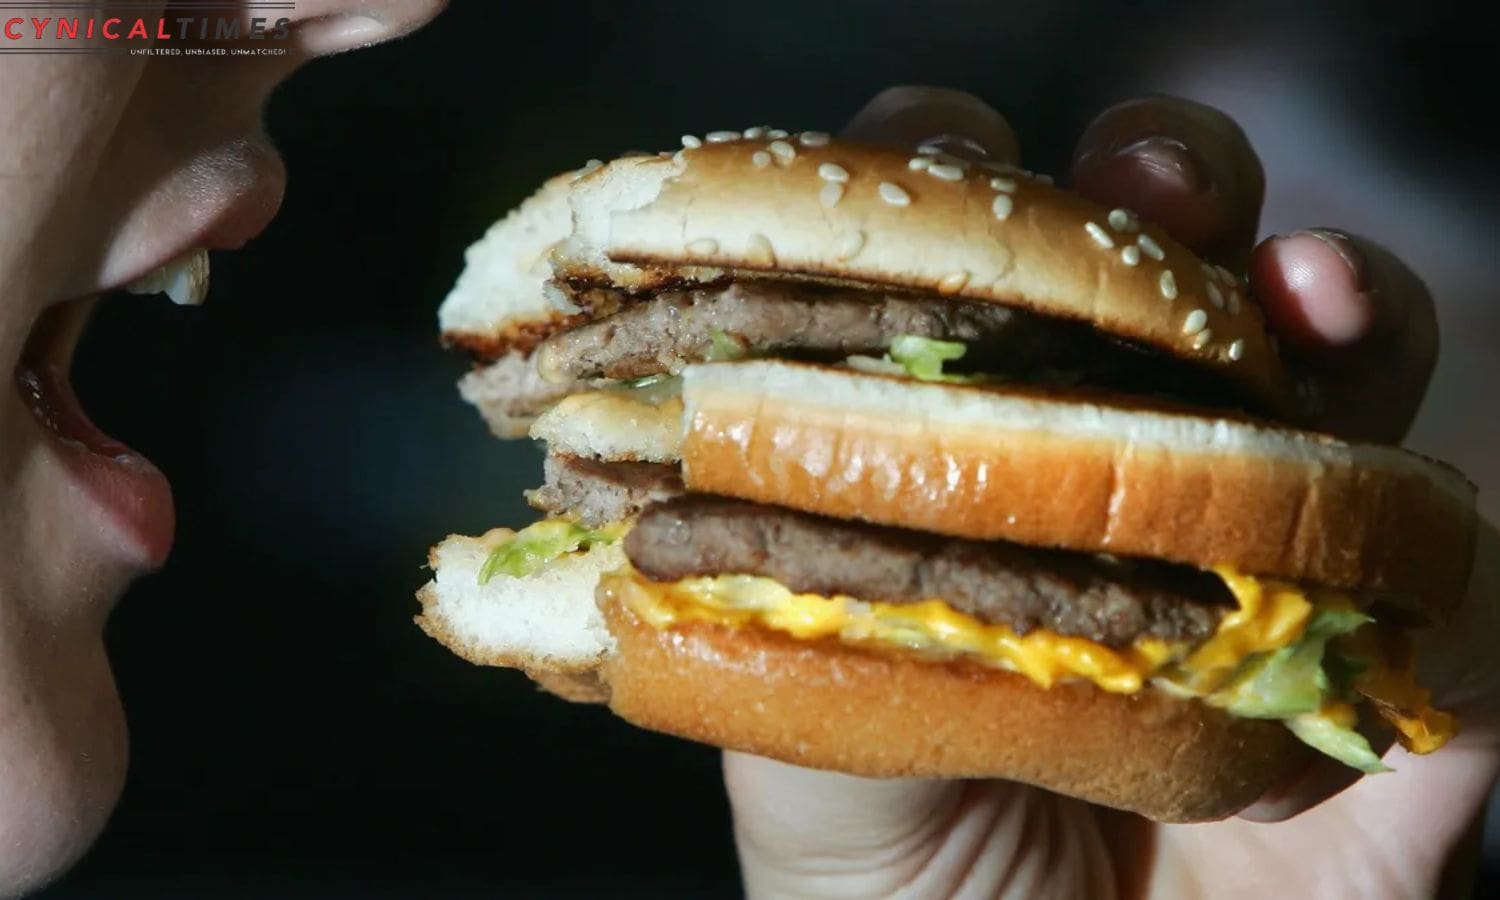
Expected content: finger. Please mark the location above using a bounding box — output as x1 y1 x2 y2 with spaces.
723 751 964 896
1237 713 1396 823
1070 96 1265 269
1249 230 1438 442
1235 757 1368 823
841 85 1021 164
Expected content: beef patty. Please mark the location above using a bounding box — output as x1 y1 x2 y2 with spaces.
624 495 1234 647
539 280 1250 412
460 350 601 426
526 453 684 528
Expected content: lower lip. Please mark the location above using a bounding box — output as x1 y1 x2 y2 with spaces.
16 301 175 568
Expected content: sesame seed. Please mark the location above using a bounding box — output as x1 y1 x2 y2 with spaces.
751 150 772 168
928 163 964 182
989 176 1016 192
819 181 845 208
743 126 766 139
1206 282 1224 309
681 134 702 149
1121 245 1141 266
766 128 789 139
916 145 943 156
768 140 795 161
706 130 741 143
1159 270 1178 300
836 230 866 260
939 271 970 294
909 157 931 171
1085 222 1115 249
1214 264 1235 284
878 182 910 206
1182 308 1207 335
672 150 687 165
818 162 849 183
1200 262 1217 280
1107 208 1133 231
1228 339 1245 361
687 237 719 255
1227 291 1241 315
1193 329 1213 350
747 233 775 266
991 194 1013 221
1033 173 1054 185
799 131 831 146
1137 234 1164 261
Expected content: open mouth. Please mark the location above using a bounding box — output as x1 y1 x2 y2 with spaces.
14 250 210 569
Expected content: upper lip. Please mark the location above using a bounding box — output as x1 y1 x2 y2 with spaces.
96 140 286 296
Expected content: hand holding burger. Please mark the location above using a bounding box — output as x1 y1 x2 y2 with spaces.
723 88 1500 900
417 83 1493 896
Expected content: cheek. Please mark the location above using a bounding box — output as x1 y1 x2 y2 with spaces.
0 631 127 895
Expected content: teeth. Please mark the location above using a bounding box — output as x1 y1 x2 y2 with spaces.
124 249 210 306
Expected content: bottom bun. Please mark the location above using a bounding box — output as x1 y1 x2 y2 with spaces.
598 593 1310 823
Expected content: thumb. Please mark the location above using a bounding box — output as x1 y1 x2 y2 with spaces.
724 752 962 896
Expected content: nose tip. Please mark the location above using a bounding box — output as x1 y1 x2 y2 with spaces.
284 0 447 57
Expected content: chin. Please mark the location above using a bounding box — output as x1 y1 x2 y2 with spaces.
0 634 128 897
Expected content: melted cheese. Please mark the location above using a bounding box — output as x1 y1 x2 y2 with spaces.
613 567 1315 696
1182 568 1314 690
605 560 1457 759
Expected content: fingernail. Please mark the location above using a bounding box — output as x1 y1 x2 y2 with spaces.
914 133 991 162
1111 136 1210 193
1291 228 1369 292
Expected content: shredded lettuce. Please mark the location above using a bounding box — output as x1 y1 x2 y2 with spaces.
888 335 969 382
1287 711 1391 774
477 520 623 584
611 373 684 405
1210 607 1371 719
705 329 748 362
1181 603 1398 771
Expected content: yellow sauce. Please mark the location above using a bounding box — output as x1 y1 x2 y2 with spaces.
612 565 1317 696
593 545 1455 757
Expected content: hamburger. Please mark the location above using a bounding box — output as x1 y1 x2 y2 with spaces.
418 130 1478 822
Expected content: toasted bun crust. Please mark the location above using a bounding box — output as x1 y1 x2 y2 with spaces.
557 137 1299 416
596 585 1309 822
680 361 1477 616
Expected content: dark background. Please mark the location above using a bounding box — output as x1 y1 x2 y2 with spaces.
41 2 1500 896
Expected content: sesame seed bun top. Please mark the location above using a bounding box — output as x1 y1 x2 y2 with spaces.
556 132 1303 419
